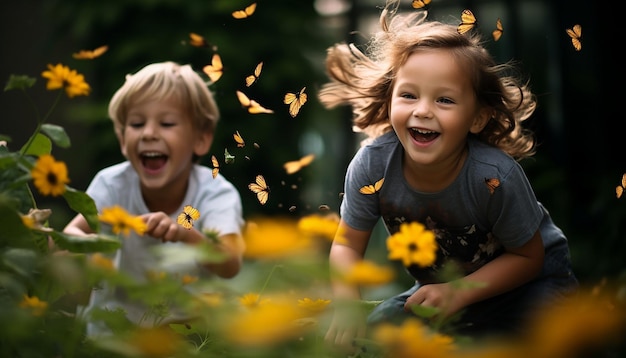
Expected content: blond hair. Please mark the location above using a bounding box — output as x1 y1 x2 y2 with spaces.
108 61 219 136
318 2 536 159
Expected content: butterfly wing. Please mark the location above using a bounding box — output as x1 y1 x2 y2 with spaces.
411 0 431 9
484 178 500 195
248 175 269 204
189 33 207 47
283 154 315 174
248 99 274 114
233 130 245 148
492 18 503 41
236 90 251 107
457 9 477 34
285 87 307 117
73 45 108 60
246 62 263 87
203 54 223 83
359 178 384 194
211 155 219 179
232 2 257 19
566 24 582 51
184 205 201 221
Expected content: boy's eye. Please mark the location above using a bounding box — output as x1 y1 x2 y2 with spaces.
128 121 144 128
438 97 454 104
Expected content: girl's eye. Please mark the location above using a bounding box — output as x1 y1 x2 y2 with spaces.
438 97 455 104
161 122 176 127
400 92 416 99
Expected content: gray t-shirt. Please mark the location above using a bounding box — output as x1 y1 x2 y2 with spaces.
81 161 244 335
341 131 570 283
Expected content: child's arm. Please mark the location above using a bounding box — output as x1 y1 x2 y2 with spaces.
405 229 545 318
63 214 95 236
142 212 244 278
325 221 371 351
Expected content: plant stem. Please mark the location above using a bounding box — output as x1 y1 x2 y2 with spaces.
19 90 62 157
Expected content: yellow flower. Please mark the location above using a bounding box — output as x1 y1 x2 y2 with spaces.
297 297 331 316
128 327 185 358
41 63 90 98
98 205 147 237
297 213 340 241
387 221 437 268
243 218 313 259
31 154 69 196
19 295 48 317
89 253 115 271
196 292 223 308
373 318 456 358
238 292 270 308
342 260 395 286
181 274 198 285
224 301 307 347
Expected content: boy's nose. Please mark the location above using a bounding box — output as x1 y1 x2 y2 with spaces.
141 122 159 140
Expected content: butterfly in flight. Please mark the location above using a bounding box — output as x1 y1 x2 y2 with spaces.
616 173 626 199
189 33 207 47
457 9 477 34
233 130 245 148
224 148 235 164
211 155 219 179
72 45 108 60
203 54 223 84
484 178 500 195
232 3 256 19
177 205 200 230
566 24 582 51
411 0 431 10
249 174 270 205
359 178 384 195
283 154 315 174
284 86 307 118
492 18 503 41
236 90 274 114
246 62 263 87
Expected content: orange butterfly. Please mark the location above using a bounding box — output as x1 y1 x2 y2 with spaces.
249 175 270 205
233 130 245 148
236 90 274 114
283 154 315 174
246 62 263 87
566 24 582 51
232 3 256 19
492 18 503 41
203 54 223 83
177 205 200 230
211 155 219 179
284 86 307 118
72 45 108 60
359 178 384 195
411 0 431 9
189 33 208 47
616 173 626 199
457 9 477 34
484 178 500 195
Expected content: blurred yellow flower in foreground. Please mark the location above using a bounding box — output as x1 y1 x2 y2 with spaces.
243 218 313 259
99 205 147 237
387 221 437 267
41 63 90 98
238 292 270 308
19 295 48 317
297 297 331 316
128 327 185 358
341 260 395 286
31 154 69 196
224 300 308 347
373 318 456 358
89 253 115 271
297 213 339 241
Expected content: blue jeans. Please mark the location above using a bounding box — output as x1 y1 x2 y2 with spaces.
367 245 578 338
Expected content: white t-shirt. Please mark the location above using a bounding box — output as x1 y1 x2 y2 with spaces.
80 161 244 335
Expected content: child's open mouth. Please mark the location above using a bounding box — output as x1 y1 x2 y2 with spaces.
141 151 168 171
410 128 439 142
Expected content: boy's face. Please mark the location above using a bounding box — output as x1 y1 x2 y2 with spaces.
117 96 211 192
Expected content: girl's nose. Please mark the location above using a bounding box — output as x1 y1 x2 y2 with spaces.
412 99 433 119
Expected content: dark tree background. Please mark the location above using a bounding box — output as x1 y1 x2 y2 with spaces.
1 0 624 286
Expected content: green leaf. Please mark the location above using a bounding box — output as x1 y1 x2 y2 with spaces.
41 124 71 148
0 195 38 249
409 303 440 319
4 75 36 91
20 133 51 156
62 187 100 232
48 231 121 253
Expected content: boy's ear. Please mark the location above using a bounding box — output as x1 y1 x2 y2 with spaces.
194 131 213 156
115 128 128 157
469 107 493 134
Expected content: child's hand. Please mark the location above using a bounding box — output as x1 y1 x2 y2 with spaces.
404 282 464 319
141 212 182 242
